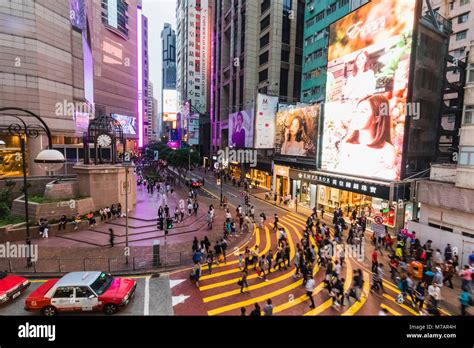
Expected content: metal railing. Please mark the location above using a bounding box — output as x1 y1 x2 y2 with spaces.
0 252 184 274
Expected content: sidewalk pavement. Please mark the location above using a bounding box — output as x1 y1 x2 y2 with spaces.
23 177 253 268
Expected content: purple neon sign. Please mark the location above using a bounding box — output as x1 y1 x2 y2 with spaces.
137 6 144 148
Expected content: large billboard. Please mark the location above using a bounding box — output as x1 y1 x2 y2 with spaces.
228 109 254 148
188 113 200 146
254 93 279 149
163 90 178 122
112 114 137 135
321 0 416 181
275 104 320 157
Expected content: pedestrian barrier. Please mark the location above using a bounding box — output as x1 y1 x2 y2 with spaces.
0 252 183 274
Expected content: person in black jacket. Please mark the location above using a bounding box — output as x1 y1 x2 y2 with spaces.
249 303 261 316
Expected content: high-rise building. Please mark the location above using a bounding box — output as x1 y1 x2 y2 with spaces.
87 0 143 149
0 0 89 175
408 41 474 266
301 0 368 103
422 0 474 162
176 0 212 114
210 0 306 155
146 82 155 143
161 23 177 90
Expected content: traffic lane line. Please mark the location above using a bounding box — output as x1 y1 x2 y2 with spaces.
380 303 402 316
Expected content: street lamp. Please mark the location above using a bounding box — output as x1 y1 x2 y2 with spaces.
0 107 65 266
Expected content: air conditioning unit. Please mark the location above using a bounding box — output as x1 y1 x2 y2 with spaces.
309 5 314 12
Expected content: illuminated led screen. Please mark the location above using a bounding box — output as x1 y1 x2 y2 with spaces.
321 0 416 181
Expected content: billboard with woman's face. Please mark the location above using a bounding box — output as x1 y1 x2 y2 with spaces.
275 104 320 157
228 109 254 148
321 0 417 181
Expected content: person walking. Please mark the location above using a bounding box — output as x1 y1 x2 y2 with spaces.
263 299 273 316
191 262 201 287
293 249 301 279
371 250 378 272
109 228 115 247
459 265 472 292
266 250 273 274
193 201 199 216
305 275 316 309
239 270 249 293
414 280 426 313
459 288 472 316
206 250 214 274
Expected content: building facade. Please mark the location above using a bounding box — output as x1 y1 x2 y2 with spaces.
176 0 212 115
87 0 142 149
0 0 87 176
408 42 474 265
161 23 177 90
301 0 368 103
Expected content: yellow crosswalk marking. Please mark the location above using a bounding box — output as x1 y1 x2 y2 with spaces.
341 271 370 316
202 219 317 303
207 277 305 316
383 293 420 316
199 227 267 280
380 303 402 316
200 222 295 292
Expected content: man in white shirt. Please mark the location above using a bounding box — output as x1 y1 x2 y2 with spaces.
305 276 316 309
428 282 441 307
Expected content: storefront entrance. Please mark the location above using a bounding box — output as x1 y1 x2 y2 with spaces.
247 169 271 189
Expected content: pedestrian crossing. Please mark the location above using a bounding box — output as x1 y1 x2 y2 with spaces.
176 210 452 316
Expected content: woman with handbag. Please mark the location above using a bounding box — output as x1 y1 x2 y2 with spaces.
191 262 201 287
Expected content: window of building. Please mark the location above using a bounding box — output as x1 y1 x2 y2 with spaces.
259 51 269 65
458 12 469 23
456 30 467 40
463 105 474 124
460 0 470 6
260 33 270 48
260 14 270 31
468 64 474 83
279 68 289 97
259 69 268 83
282 0 292 44
338 0 349 7
459 146 474 166
261 0 270 13
281 49 290 62
327 3 337 15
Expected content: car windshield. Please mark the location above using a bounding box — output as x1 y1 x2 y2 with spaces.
89 272 114 295
0 271 7 280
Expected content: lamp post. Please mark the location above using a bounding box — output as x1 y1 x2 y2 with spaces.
0 108 65 267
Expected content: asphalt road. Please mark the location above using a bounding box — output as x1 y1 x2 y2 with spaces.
0 274 173 316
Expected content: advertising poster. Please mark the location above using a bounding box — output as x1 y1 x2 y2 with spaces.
111 114 137 135
321 0 416 181
275 104 320 157
188 113 200 146
228 109 254 148
163 90 178 122
254 93 279 148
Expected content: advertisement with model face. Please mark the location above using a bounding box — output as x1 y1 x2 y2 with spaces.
275 104 320 157
254 93 279 149
228 109 254 148
321 0 416 181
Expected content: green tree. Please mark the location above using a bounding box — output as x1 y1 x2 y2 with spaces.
167 148 200 185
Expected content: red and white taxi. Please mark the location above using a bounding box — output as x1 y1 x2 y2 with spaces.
0 271 30 304
24 271 137 316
